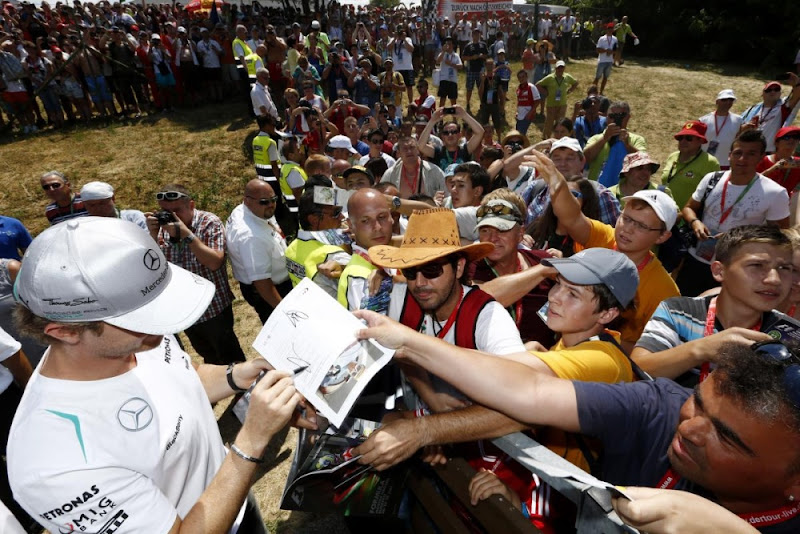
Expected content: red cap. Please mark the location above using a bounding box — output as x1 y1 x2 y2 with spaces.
606 22 615 29
674 120 708 143
763 81 782 91
56 23 66 30
776 126 800 141
130 24 139 32
51 46 62 54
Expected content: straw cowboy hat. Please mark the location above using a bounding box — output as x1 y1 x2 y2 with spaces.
369 208 494 268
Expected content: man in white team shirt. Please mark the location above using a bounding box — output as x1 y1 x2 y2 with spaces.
698 89 743 170
7 217 311 534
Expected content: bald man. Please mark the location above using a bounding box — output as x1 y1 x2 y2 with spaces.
331 159 352 188
226 179 292 323
337 189 395 310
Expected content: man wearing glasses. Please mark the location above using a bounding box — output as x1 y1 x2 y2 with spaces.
418 106 484 172
146 184 245 366
660 120 721 210
40 170 88 226
741 74 800 154
526 150 679 353
226 179 291 324
584 100 647 182
357 128 396 168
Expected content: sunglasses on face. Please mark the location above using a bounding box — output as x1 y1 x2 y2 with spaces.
675 135 698 142
156 191 189 201
476 203 522 221
780 135 800 142
443 129 459 136
247 195 278 205
42 182 64 191
401 259 451 280
370 138 383 144
751 341 800 408
764 87 781 93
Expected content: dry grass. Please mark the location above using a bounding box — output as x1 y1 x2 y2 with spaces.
0 56 770 532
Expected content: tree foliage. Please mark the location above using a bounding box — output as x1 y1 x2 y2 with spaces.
578 0 800 70
370 0 402 9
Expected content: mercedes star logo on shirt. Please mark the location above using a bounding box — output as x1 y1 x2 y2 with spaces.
117 398 154 432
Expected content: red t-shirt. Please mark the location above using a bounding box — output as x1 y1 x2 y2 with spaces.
757 155 800 194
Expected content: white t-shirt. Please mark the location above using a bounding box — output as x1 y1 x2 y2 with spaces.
196 39 222 68
456 20 472 41
226 204 289 284
689 171 790 263
390 37 414 71
358 152 397 167
698 111 743 167
439 52 462 83
389 283 525 410
0 326 21 394
8 336 232 534
596 34 617 64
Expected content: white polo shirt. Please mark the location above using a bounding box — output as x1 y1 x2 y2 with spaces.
225 204 289 285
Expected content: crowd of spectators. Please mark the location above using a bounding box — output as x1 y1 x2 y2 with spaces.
2 2 800 534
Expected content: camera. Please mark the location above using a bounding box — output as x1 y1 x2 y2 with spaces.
154 210 175 226
581 97 596 111
444 107 456 114
508 141 523 154
608 112 626 125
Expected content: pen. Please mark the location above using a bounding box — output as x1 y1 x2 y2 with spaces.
292 366 308 376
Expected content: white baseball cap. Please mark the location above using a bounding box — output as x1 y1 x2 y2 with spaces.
555 60 566 68
14 217 214 335
328 135 357 154
311 20 321 29
622 189 678 229
550 137 583 155
716 89 736 100
80 181 114 201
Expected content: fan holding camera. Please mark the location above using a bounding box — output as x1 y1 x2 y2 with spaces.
417 106 485 172
585 100 648 183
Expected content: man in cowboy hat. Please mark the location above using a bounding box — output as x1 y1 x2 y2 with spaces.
369 207 525 413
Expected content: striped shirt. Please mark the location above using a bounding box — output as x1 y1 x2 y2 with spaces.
45 195 89 226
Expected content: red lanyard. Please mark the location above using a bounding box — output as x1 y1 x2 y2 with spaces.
718 175 758 226
699 297 761 382
613 245 652 273
713 112 729 137
657 469 800 527
402 161 421 196
432 286 463 339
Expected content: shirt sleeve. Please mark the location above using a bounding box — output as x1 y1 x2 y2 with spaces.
475 300 526 355
634 300 686 353
584 218 617 249
766 186 791 221
286 169 306 189
0 327 20 363
268 142 279 161
690 172 715 203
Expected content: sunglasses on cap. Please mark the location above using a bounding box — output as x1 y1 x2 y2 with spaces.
751 341 800 408
401 258 452 280
156 191 189 201
247 195 278 205
476 203 522 221
42 182 64 191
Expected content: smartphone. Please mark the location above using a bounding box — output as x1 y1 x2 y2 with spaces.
444 107 456 114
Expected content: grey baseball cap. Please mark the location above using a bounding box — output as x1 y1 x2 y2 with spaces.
542 248 639 307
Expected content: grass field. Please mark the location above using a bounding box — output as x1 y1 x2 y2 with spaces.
0 55 774 532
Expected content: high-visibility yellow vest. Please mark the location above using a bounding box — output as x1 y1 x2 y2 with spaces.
253 133 278 182
285 235 345 287
232 37 253 62
279 161 307 213
244 52 261 77
337 253 376 309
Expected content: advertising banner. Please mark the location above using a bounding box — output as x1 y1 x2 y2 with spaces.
437 0 513 18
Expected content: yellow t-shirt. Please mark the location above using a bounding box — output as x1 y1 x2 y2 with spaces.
532 331 633 471
575 219 680 346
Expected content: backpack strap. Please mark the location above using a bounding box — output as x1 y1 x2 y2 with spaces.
700 171 725 204
454 287 496 349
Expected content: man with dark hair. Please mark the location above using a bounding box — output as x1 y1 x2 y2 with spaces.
584 100 647 182
679 129 790 296
461 28 489 113
354 317 800 534
40 170 88 226
633 224 789 387
146 184 245 365
446 162 490 209
418 106 484 171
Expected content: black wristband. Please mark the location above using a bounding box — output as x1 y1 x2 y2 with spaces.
226 363 247 393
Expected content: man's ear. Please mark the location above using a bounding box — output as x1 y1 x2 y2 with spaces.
455 257 467 279
654 229 672 245
596 306 620 327
43 323 83 345
710 260 724 283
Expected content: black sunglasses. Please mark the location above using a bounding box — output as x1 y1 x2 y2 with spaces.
780 135 800 141
752 341 800 408
42 182 64 191
247 195 278 205
156 191 188 201
442 129 459 136
675 135 698 142
401 258 451 280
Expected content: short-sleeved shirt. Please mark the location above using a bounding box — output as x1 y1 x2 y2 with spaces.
577 219 680 346
225 204 289 285
431 144 471 171
698 111 743 167
586 132 647 181
462 41 489 72
757 155 800 195
0 216 32 261
0 325 21 394
45 195 89 226
635 295 780 387
438 52 462 83
536 73 576 108
595 34 617 63
157 209 233 323
660 150 721 209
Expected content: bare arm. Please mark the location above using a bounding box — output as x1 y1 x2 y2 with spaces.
458 106 485 154
582 131 609 163
2 350 32 389
252 278 282 308
417 108 442 159
478 263 554 307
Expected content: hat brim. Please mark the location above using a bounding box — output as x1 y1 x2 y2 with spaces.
105 263 214 335
476 217 519 231
541 257 603 286
369 242 494 269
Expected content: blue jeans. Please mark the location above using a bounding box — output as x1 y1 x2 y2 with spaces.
516 118 532 135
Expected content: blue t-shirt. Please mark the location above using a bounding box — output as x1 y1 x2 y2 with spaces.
0 216 32 261
355 140 370 156
574 115 607 148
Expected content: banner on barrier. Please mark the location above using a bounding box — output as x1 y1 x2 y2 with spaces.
437 0 514 17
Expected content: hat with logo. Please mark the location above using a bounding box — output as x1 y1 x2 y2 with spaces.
776 126 800 141
716 89 736 100
621 151 660 174
369 208 494 269
80 181 114 201
476 199 523 231
550 136 583 155
621 189 678 229
543 248 639 307
13 217 214 334
673 120 708 143
328 135 358 154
